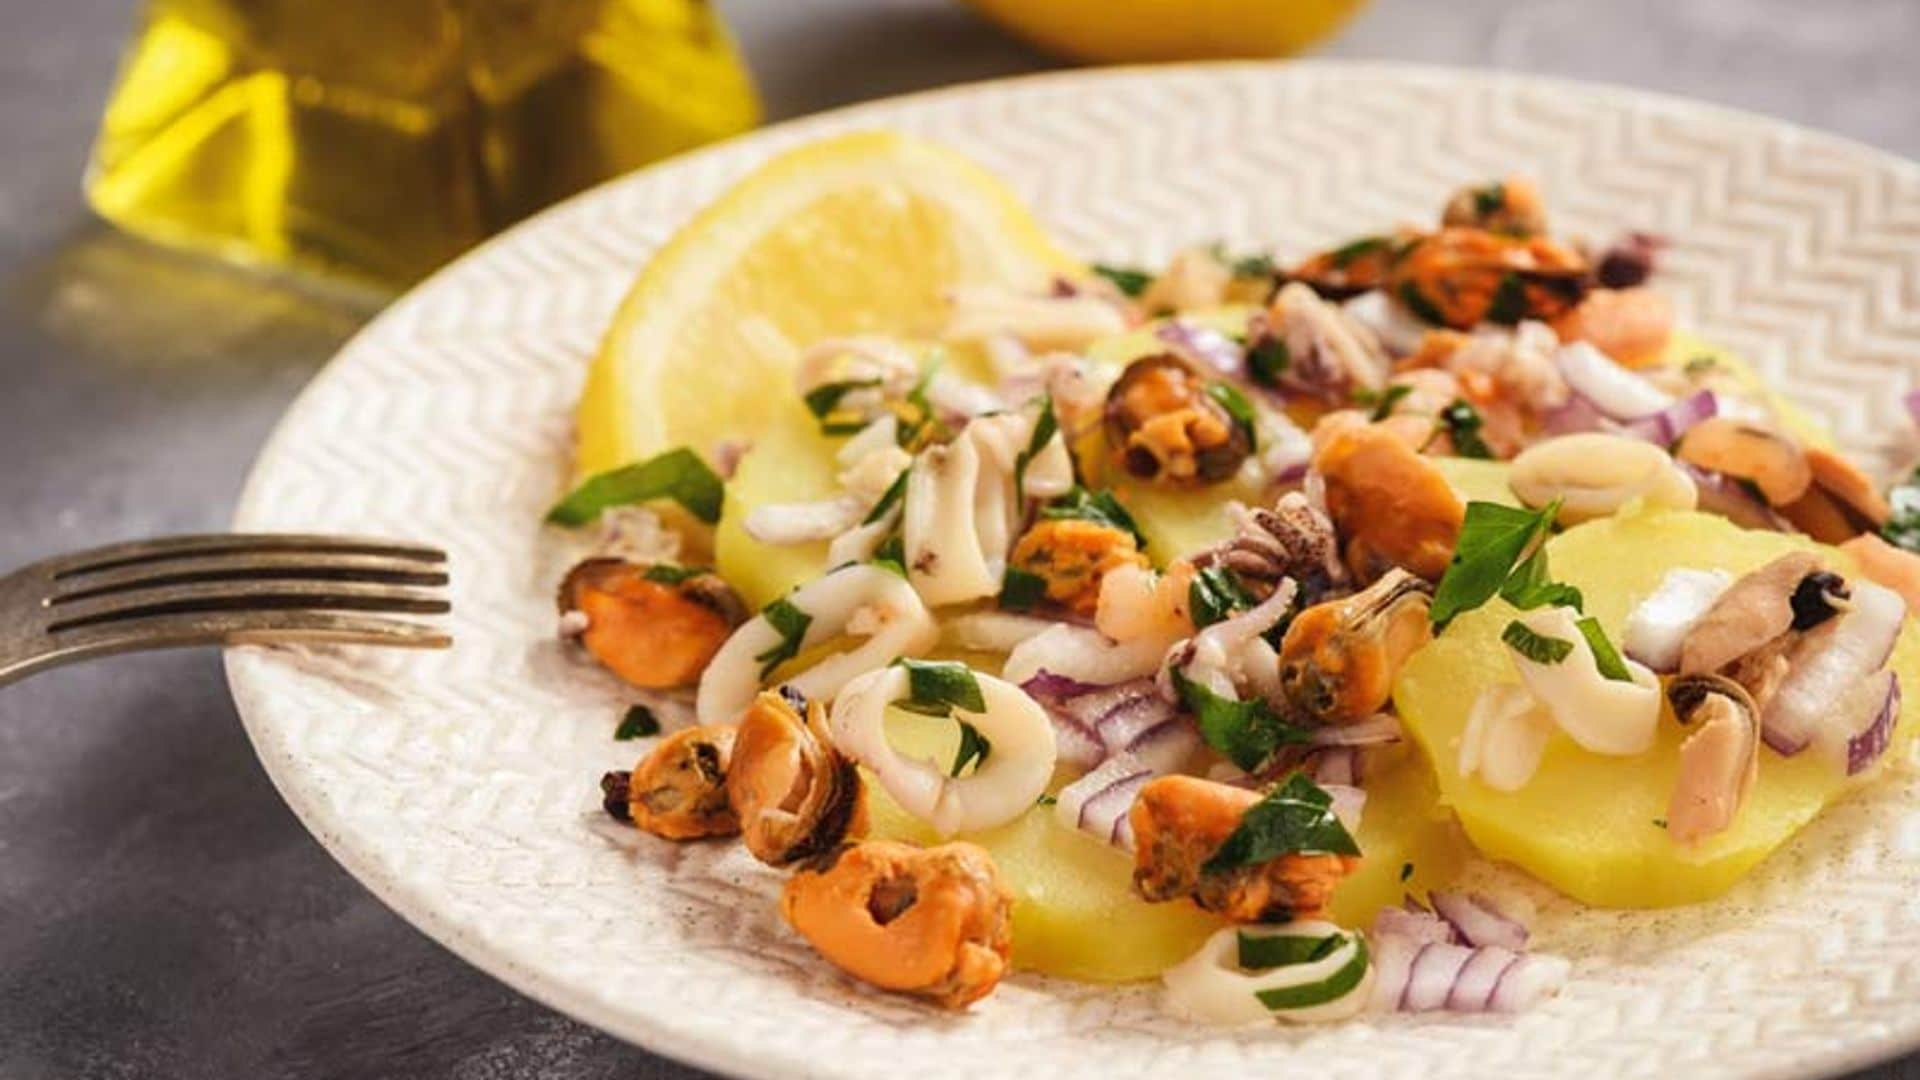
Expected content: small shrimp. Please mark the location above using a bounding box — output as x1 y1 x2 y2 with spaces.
1441 176 1548 236
1840 534 1920 613
1551 286 1674 369
1312 422 1466 582
1278 569 1434 726
602 725 739 840
1675 418 1812 507
1094 560 1197 646
1130 775 1360 923
1008 517 1150 616
559 559 747 689
781 840 1013 1009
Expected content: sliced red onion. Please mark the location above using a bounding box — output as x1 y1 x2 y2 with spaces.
1309 747 1358 787
1308 712 1403 747
1763 580 1906 755
1622 567 1733 673
1401 943 1473 1012
1620 389 1717 445
1683 464 1793 532
1375 905 1456 945
1322 782 1367 832
1487 954 1572 1013
1841 670 1901 776
1055 752 1153 850
1556 340 1673 421
1907 389 1920 429
1448 946 1521 1012
1429 890 1529 951
1540 392 1609 437
1155 320 1245 377
1022 673 1195 773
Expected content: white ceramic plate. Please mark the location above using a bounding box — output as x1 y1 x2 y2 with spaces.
228 62 1920 1079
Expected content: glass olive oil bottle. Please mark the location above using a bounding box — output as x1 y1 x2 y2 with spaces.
85 0 759 289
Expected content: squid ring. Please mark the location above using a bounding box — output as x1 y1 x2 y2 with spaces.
829 665 1056 836
696 564 938 723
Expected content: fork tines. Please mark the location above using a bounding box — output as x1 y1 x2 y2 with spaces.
39 533 451 646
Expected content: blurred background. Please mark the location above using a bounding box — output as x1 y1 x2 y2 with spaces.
2 1 1918 1077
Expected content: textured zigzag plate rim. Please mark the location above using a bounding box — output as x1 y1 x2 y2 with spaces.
226 61 1920 1080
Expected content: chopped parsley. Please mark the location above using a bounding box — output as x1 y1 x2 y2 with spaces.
1035 793 1058 807
1500 548 1585 612
1327 235 1390 268
802 378 882 434
1092 263 1153 297
863 467 909 525
1577 615 1634 682
1205 381 1259 451
1368 384 1413 421
641 564 706 585
998 567 1048 612
893 658 987 717
1247 335 1289 387
1040 486 1144 546
1014 395 1060 494
1502 620 1574 665
950 722 992 777
547 447 725 526
614 705 660 740
1398 281 1448 326
1203 773 1361 873
1883 467 1920 553
1255 937 1370 1011
1237 930 1343 970
1437 400 1495 459
1189 564 1256 629
1431 499 1562 629
1473 182 1506 216
1173 670 1310 772
753 597 813 679
1486 272 1528 325
1399 862 1414 882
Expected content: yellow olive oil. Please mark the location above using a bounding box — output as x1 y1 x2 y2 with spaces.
85 0 760 288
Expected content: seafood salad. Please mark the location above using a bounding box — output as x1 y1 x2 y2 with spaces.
550 146 1920 1027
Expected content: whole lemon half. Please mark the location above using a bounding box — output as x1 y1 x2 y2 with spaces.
961 0 1370 63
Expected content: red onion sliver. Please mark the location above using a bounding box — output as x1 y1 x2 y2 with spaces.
1541 392 1609 437
1402 943 1473 1012
1907 389 1920 429
1762 580 1906 756
1430 891 1529 951
1368 932 1419 1013
1845 670 1900 776
1322 782 1367 832
1556 340 1673 420
1308 713 1403 747
1620 389 1717 445
1374 906 1456 946
1155 320 1245 377
1447 946 1521 1012
1310 747 1358 787
1488 954 1572 1013
1683 464 1793 532
1055 753 1152 850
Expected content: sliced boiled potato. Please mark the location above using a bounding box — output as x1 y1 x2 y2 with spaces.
1665 332 1835 452
1395 505 1920 908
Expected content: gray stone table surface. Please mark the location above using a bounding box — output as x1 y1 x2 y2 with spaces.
1 0 1916 1076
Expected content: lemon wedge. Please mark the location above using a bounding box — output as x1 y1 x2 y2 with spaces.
573 131 1083 479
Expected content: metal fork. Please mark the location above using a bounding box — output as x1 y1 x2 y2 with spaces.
0 534 451 688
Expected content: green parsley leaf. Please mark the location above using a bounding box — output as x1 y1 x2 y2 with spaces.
1247 335 1289 387
1231 251 1278 278
951 721 992 777
871 533 906 574
1431 499 1561 629
1189 564 1256 629
1203 773 1361 873
1254 936 1370 1011
802 378 882 434
893 658 987 717
1577 616 1634 682
1174 670 1309 772
1398 281 1448 326
1014 395 1060 494
1682 355 1721 377
1473 182 1506 216
1237 930 1343 971
1883 467 1920 553
753 598 813 679
1437 400 1495 459
1205 381 1259 451
547 447 724 527
1092 263 1153 297
1369 383 1413 421
1502 619 1574 665
1035 793 1058 807
614 704 660 740
998 567 1048 611
1486 272 1528 325
1327 235 1390 269
1040 486 1144 546
641 564 706 585
1499 548 1584 612
1652 818 1668 829
863 467 910 525
1399 861 1414 882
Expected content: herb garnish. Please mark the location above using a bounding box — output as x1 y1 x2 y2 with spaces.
1237 930 1343 970
1499 548 1584 612
998 567 1048 611
547 447 725 526
893 658 987 717
1502 620 1574 665
871 533 906 575
803 378 882 434
753 597 813 679
614 705 660 740
1368 384 1413 421
1205 381 1259 451
1247 335 1289 387
1035 793 1058 807
1436 400 1495 459
1189 564 1256 629
1040 486 1145 546
1399 862 1414 882
950 722 992 777
1486 272 1528 325
1093 263 1153 298
1327 235 1389 268
1203 773 1361 873
1473 182 1506 216
1577 616 1634 682
1254 937 1370 1010
1883 467 1920 553
1398 281 1448 326
641 564 706 585
1430 500 1562 629
1174 670 1310 772
863 467 909 525
1014 395 1059 495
